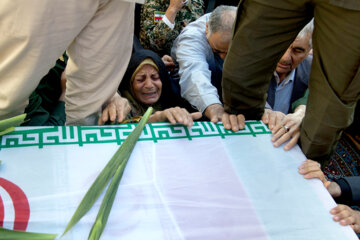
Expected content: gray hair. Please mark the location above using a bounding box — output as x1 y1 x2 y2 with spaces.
208 5 237 36
297 19 314 48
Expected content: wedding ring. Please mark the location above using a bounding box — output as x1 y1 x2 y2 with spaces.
283 125 290 133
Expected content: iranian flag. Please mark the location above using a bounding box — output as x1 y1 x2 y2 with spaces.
0 122 357 239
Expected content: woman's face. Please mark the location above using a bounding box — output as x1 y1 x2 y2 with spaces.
132 64 162 105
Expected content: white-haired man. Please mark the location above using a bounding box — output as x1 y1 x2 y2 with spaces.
262 21 314 150
171 5 238 124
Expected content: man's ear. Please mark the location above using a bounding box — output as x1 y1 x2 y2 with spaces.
205 21 209 35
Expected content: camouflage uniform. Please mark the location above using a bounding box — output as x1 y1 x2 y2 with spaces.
140 0 204 56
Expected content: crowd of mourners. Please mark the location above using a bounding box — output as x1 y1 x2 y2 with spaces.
0 0 359 235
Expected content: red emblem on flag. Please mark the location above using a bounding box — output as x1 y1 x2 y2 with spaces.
0 177 30 231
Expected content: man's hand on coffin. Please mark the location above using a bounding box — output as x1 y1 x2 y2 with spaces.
271 111 303 150
261 109 285 130
222 111 245 132
331 205 360 233
204 104 225 123
98 92 131 125
298 159 341 197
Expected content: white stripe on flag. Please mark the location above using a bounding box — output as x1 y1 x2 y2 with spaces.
0 186 15 230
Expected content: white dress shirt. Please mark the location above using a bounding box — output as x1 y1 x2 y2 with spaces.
171 14 221 113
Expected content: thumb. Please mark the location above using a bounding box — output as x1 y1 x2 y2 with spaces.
262 113 269 123
191 112 202 120
324 181 331 189
210 114 220 123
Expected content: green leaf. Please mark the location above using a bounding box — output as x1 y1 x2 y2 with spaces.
0 114 26 133
62 107 153 237
0 127 15 136
0 227 57 240
88 158 128 240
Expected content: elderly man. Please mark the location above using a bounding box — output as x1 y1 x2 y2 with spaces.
262 21 313 151
171 5 237 123
222 0 360 166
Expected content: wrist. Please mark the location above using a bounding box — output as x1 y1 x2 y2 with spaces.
294 105 306 115
165 7 180 23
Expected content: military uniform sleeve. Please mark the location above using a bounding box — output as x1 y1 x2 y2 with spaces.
291 89 308 112
139 0 204 55
139 1 180 54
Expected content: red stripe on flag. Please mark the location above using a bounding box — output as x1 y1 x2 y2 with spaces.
0 194 4 227
154 16 162 20
0 178 30 231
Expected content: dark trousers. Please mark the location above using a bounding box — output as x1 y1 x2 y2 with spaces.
222 0 360 165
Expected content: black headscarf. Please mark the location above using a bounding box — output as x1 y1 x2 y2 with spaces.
119 49 177 116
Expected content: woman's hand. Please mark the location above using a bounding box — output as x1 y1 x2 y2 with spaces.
149 107 201 127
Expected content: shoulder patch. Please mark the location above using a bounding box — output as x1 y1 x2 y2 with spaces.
154 11 165 23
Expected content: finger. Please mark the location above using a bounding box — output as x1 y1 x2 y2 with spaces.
210 110 222 123
272 121 284 134
117 100 128 123
109 104 117 122
116 105 124 123
332 208 352 222
324 181 331 189
184 109 193 126
298 165 325 178
331 204 348 215
298 163 323 174
262 112 269 124
335 210 352 223
237 114 245 129
271 127 286 142
98 116 104 125
273 125 298 147
299 159 320 169
210 114 219 123
273 131 291 147
99 108 109 125
191 112 202 120
275 114 284 127
353 223 360 234
283 131 300 150
164 110 177 125
302 172 327 183
222 113 231 130
180 108 192 126
229 114 239 132
269 113 276 129
173 107 186 125
272 117 293 134
340 215 356 226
